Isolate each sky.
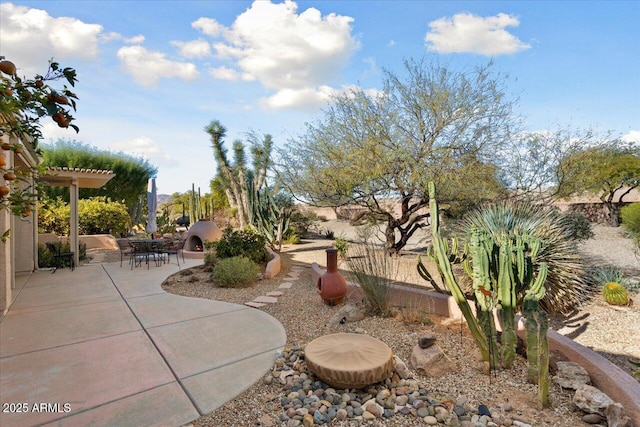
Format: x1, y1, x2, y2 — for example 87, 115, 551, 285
1, 0, 638, 196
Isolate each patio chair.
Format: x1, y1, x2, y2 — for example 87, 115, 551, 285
46, 241, 75, 273
116, 238, 133, 267
160, 239, 186, 267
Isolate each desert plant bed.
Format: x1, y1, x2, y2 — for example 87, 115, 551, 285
161, 246, 639, 426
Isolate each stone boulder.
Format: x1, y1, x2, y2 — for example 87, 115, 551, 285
409, 344, 455, 377
554, 361, 591, 390
327, 304, 366, 325
573, 384, 614, 416
393, 355, 413, 379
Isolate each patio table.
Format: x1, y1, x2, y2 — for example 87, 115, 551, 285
129, 239, 164, 269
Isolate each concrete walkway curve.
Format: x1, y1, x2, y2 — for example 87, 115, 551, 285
0, 259, 286, 427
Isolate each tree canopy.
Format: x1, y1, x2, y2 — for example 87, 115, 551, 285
40, 139, 157, 224
279, 59, 513, 254
556, 141, 640, 225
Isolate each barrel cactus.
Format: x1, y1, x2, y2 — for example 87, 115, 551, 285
602, 282, 629, 306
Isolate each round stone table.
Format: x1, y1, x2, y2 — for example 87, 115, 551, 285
305, 333, 394, 389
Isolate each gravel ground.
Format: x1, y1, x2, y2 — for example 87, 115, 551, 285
98, 222, 639, 426
162, 233, 635, 427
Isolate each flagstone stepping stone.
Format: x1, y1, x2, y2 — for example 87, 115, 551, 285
253, 296, 278, 304
266, 291, 283, 297
278, 283, 293, 289
245, 302, 266, 308
283, 277, 298, 281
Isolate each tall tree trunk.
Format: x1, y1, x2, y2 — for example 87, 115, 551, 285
606, 202, 620, 227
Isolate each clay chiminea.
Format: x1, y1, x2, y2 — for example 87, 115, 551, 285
318, 248, 347, 305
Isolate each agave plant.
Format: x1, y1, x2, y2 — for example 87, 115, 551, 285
460, 201, 592, 314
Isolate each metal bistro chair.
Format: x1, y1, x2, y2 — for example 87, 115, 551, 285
160, 239, 186, 267
46, 241, 75, 273
116, 238, 133, 267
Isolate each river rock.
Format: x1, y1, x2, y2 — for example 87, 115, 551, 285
409, 344, 455, 377
328, 304, 366, 325
394, 355, 413, 379
572, 384, 614, 416
554, 361, 591, 390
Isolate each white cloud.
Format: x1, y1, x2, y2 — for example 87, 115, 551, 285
209, 66, 240, 81
193, 0, 360, 110
111, 137, 171, 166
622, 130, 640, 144
192, 17, 226, 37
40, 120, 83, 141
101, 32, 145, 44
171, 39, 211, 58
117, 45, 199, 86
0, 3, 103, 75
425, 13, 531, 56
261, 86, 336, 110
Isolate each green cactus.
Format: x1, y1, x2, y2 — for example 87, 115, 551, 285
426, 182, 490, 364
602, 282, 629, 306
247, 184, 291, 252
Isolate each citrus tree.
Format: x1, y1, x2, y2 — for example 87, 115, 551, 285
0, 58, 78, 241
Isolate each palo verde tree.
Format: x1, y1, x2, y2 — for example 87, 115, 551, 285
279, 59, 512, 254
556, 140, 640, 226
204, 120, 272, 228
40, 139, 157, 226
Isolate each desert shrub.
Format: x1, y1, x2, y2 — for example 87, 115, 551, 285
282, 233, 301, 244
38, 242, 86, 268
39, 197, 130, 236
563, 211, 594, 241
461, 200, 593, 314
204, 251, 216, 267
334, 236, 349, 259
38, 244, 56, 268
621, 203, 640, 240
38, 198, 70, 235
285, 210, 313, 239
347, 243, 398, 316
212, 256, 260, 288
78, 197, 130, 236
211, 227, 267, 264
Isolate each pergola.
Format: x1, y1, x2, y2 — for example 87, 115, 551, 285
40, 167, 116, 266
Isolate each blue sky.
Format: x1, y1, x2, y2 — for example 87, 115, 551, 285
1, 0, 638, 195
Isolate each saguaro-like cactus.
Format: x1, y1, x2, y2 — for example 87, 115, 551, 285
426, 182, 489, 362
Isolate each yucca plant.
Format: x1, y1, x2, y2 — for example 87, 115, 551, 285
460, 201, 592, 314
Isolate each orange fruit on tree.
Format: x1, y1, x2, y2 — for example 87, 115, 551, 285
0, 156, 6, 168
0, 61, 16, 76
55, 95, 68, 105
35, 79, 44, 88
1, 142, 11, 150
0, 185, 9, 197
3, 172, 16, 181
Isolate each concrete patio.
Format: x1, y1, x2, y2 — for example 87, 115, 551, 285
0, 258, 286, 427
